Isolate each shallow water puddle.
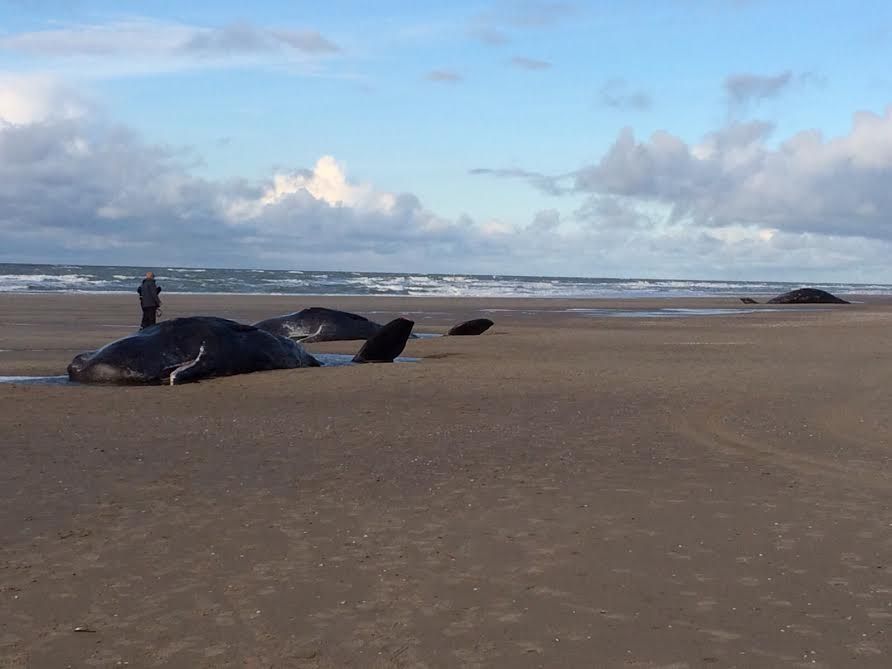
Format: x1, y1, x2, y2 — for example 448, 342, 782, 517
313, 353, 419, 366
569, 307, 777, 318
481, 307, 828, 318
0, 375, 73, 385
670, 341, 748, 345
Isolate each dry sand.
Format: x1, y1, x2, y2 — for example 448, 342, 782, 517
1, 293, 891, 668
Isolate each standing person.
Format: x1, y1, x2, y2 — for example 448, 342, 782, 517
137, 271, 162, 330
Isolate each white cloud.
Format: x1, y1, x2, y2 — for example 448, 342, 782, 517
480, 218, 515, 236
0, 74, 87, 124
181, 23, 339, 55
0, 19, 341, 77
599, 78, 652, 111
469, 104, 892, 279
0, 19, 192, 56
226, 156, 397, 221
723, 70, 822, 115
468, 1, 578, 44
528, 208, 561, 233
573, 109, 892, 240
509, 56, 552, 71
724, 70, 793, 106
0, 80, 506, 271
425, 69, 463, 83
263, 156, 393, 210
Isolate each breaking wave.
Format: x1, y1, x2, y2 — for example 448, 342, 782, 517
0, 263, 889, 298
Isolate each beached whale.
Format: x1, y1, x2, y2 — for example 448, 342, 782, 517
68, 317, 319, 385
254, 307, 384, 343
68, 315, 415, 385
768, 288, 849, 304
739, 289, 849, 305
447, 318, 494, 335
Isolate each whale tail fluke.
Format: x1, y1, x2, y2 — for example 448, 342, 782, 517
352, 318, 414, 363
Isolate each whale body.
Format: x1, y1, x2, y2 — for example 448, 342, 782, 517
254, 307, 389, 342
767, 288, 850, 304
68, 317, 319, 385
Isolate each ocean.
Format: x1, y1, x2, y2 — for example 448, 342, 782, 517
1, 263, 889, 298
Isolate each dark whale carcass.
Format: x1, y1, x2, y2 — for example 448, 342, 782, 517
767, 288, 850, 304
68, 317, 320, 385
254, 307, 390, 342
739, 289, 850, 305
447, 318, 494, 336
67, 315, 416, 385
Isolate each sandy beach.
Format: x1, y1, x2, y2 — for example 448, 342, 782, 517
1, 293, 891, 668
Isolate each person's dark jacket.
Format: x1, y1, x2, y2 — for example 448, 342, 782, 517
138, 279, 162, 308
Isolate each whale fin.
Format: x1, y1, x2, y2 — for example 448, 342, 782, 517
169, 344, 208, 385
352, 318, 414, 363
295, 323, 326, 344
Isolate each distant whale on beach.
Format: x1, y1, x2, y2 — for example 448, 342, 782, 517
447, 318, 494, 335
739, 288, 850, 305
68, 315, 415, 385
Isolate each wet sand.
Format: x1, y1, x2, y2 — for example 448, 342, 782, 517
1, 293, 891, 668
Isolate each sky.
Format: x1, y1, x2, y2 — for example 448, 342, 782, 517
2, 0, 892, 281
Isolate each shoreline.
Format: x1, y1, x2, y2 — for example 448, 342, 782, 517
3, 292, 892, 305
2, 290, 892, 299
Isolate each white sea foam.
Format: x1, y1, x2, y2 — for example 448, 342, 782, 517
0, 273, 105, 291
1, 264, 890, 298
261, 278, 310, 287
